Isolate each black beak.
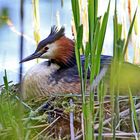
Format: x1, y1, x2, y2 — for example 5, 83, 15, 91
20, 51, 42, 63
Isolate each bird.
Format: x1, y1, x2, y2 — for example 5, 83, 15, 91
20, 26, 111, 99
20, 26, 140, 100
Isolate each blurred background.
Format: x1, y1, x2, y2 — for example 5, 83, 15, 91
0, 0, 139, 84
0, 0, 72, 84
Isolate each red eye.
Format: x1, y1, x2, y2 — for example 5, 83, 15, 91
44, 47, 48, 51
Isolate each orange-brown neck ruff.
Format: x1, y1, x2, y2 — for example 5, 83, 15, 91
51, 36, 76, 68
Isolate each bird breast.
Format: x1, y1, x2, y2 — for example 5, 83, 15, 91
22, 61, 82, 100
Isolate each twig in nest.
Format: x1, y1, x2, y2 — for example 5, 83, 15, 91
32, 116, 61, 140
94, 102, 140, 130
69, 98, 75, 140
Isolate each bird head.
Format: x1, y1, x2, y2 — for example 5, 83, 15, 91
20, 26, 75, 66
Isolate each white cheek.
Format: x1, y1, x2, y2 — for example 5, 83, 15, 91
41, 43, 57, 59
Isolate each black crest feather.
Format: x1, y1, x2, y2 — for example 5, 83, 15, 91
48, 26, 65, 42
36, 26, 65, 52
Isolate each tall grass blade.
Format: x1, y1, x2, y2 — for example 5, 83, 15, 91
90, 18, 101, 83
32, 0, 40, 63
128, 87, 140, 137
111, 1, 123, 139
88, 0, 97, 49
19, 0, 24, 82
71, 0, 80, 32
3, 70, 9, 92
85, 102, 93, 140
75, 25, 83, 78
95, 0, 111, 75
84, 42, 90, 92
98, 81, 105, 140
123, 9, 137, 58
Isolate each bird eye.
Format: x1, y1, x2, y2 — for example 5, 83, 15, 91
44, 47, 48, 51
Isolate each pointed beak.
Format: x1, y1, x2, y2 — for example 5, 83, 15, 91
20, 51, 43, 63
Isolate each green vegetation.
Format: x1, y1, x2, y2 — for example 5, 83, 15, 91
0, 71, 25, 140
71, 0, 110, 139
71, 0, 140, 139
